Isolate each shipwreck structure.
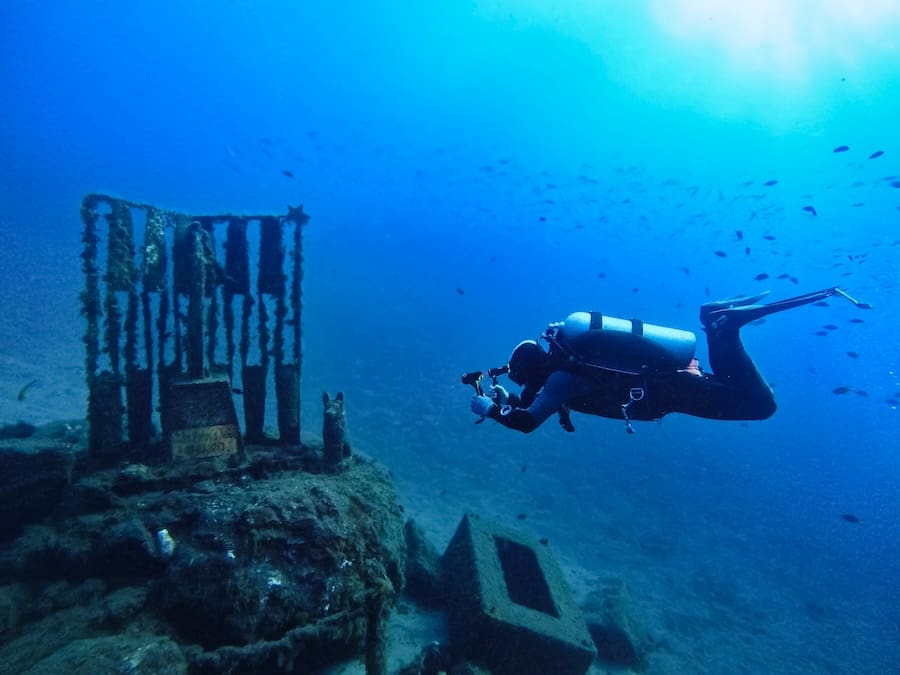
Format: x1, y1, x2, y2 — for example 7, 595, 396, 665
80, 194, 309, 459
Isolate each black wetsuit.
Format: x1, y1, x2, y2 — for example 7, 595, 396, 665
486, 323, 776, 433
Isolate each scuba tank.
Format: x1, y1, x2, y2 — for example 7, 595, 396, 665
547, 311, 696, 375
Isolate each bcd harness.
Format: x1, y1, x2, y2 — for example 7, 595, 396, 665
541, 323, 654, 434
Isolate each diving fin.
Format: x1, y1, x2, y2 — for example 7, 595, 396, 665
703, 287, 871, 332
700, 291, 771, 327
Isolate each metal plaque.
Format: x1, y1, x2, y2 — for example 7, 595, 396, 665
170, 423, 240, 460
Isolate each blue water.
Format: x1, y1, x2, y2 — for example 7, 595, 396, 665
1, 2, 898, 672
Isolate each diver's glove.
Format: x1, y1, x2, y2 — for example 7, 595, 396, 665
489, 385, 509, 405
470, 395, 496, 418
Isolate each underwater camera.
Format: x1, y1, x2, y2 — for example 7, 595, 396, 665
461, 365, 509, 396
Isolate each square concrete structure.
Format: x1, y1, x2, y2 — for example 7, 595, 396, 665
443, 513, 596, 675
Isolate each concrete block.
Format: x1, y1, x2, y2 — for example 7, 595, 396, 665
443, 513, 596, 675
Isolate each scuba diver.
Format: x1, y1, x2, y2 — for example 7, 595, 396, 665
467, 287, 870, 434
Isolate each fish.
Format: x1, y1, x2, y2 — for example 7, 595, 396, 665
763, 234, 776, 241
887, 398, 899, 406
833, 145, 850, 153
776, 273, 790, 279
869, 150, 884, 159
841, 513, 861, 524
281, 170, 294, 178
763, 179, 779, 186
754, 273, 769, 281
456, 287, 465, 295
17, 379, 38, 401
736, 230, 744, 240
849, 318, 864, 323
813, 301, 830, 307
815, 330, 830, 336
832, 386, 851, 395
823, 324, 839, 330
891, 180, 900, 188
846, 351, 859, 359
680, 266, 690, 275
856, 390, 869, 398
231, 388, 244, 395
745, 247, 751, 255
802, 205, 818, 216
714, 251, 728, 258
790, 276, 799, 284
516, 513, 527, 520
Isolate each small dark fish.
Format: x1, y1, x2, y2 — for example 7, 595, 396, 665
777, 273, 790, 279
849, 318, 864, 323
714, 250, 728, 258
763, 234, 776, 241
802, 205, 818, 216
855, 390, 869, 398
823, 324, 839, 330
231, 388, 244, 395
890, 180, 900, 189
632, 288, 639, 293
538, 216, 547, 221
763, 179, 779, 186
832, 386, 851, 395
813, 301, 830, 307
841, 513, 861, 524
516, 513, 527, 520
736, 230, 744, 240
745, 246, 751, 255
17, 379, 38, 401
456, 287, 465, 295
754, 273, 769, 281
597, 272, 606, 279
815, 330, 830, 336
887, 398, 899, 406
846, 351, 859, 359
868, 150, 884, 159
790, 276, 800, 284
852, 203, 865, 207
680, 266, 690, 275
539, 537, 549, 545
281, 169, 294, 178
521, 464, 527, 473
833, 145, 850, 153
